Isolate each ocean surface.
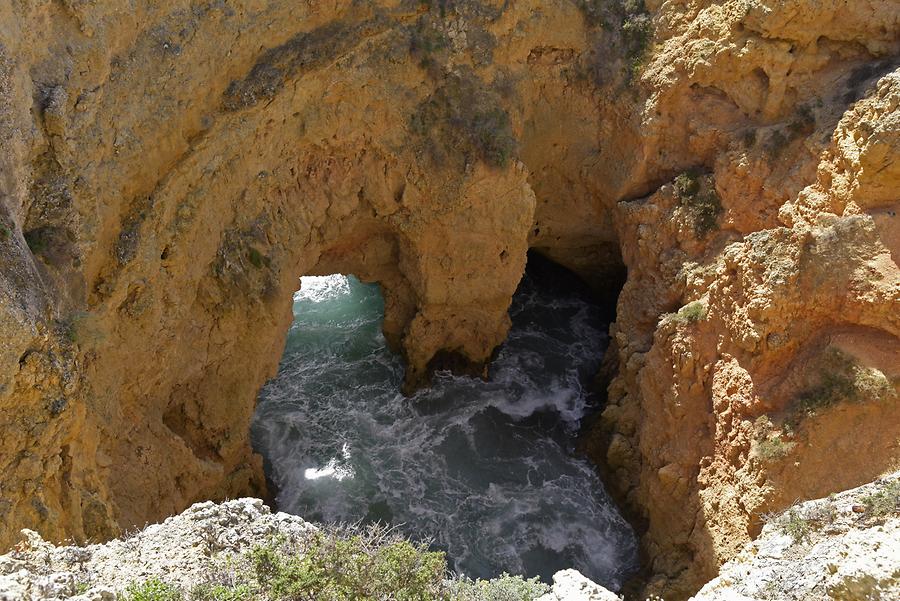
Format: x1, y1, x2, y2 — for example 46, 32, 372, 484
251, 267, 638, 588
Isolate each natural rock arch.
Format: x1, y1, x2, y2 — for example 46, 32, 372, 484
4, 2, 898, 599
0, 0, 630, 549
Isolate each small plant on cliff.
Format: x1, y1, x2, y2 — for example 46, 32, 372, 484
765, 497, 839, 546
247, 247, 270, 269
247, 526, 447, 600
753, 434, 794, 461
621, 1, 653, 80
450, 573, 549, 600
751, 416, 796, 462
673, 300, 708, 324
860, 479, 900, 520
122, 578, 183, 601
780, 508, 813, 544
790, 348, 896, 426
575, 0, 654, 86
674, 170, 722, 237
23, 227, 50, 254
408, 17, 450, 76
190, 583, 253, 601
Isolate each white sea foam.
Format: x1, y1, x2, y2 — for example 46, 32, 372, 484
304, 443, 353, 481
251, 273, 638, 588
295, 275, 351, 303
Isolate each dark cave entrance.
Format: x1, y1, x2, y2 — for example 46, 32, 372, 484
250, 253, 637, 589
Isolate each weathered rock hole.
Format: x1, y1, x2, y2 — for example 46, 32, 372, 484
249, 260, 638, 588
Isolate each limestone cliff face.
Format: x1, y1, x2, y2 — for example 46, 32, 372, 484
0, 0, 898, 599
586, 0, 900, 597
0, 0, 607, 551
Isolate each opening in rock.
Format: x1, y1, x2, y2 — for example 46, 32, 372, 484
251, 262, 638, 588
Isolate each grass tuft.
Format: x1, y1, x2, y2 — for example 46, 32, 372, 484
792, 348, 895, 420
674, 301, 708, 323
122, 578, 182, 601
860, 480, 900, 520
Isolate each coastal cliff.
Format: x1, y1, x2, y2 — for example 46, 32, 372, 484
0, 1, 897, 598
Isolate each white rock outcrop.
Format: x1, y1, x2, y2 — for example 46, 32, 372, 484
537, 569, 621, 601
692, 475, 900, 601
0, 498, 315, 600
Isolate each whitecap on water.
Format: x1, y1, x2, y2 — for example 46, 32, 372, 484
295, 275, 351, 303
304, 443, 353, 481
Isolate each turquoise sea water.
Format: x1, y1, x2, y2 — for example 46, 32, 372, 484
251, 268, 638, 589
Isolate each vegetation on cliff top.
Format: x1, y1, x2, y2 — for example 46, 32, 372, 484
121, 524, 549, 601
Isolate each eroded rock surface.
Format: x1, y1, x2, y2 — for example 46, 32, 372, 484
691, 474, 900, 601
1, 1, 898, 599
0, 0, 601, 550
0, 498, 315, 600
585, 3, 900, 597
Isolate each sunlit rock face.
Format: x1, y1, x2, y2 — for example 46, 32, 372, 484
1, 1, 899, 599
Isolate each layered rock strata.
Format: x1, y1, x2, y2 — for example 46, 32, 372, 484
0, 1, 898, 599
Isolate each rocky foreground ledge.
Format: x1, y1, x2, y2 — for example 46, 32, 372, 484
692, 473, 900, 601
1, 474, 897, 601
0, 498, 618, 601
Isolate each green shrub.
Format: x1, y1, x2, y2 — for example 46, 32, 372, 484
449, 573, 549, 600
128, 526, 550, 601
674, 171, 701, 197
247, 528, 447, 601
793, 348, 895, 419
24, 227, 50, 254
765, 498, 839, 546
621, 7, 652, 79
779, 508, 812, 544
190, 584, 253, 601
247, 247, 269, 269
576, 1, 654, 85
753, 434, 794, 461
121, 578, 183, 601
673, 301, 708, 324
860, 480, 900, 519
